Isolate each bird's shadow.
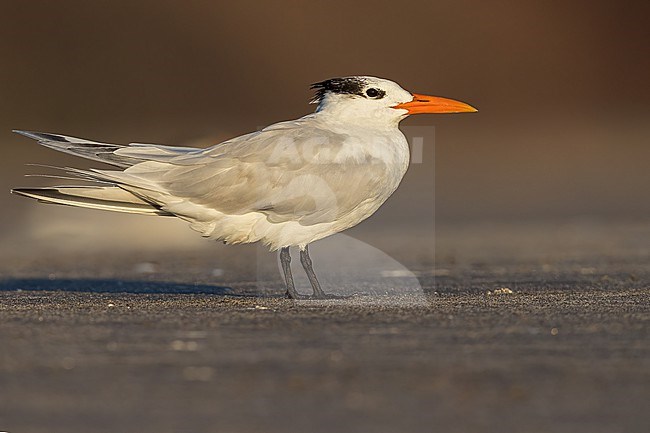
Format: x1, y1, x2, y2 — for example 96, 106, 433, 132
0, 278, 245, 296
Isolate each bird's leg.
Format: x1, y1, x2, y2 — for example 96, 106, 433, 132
280, 247, 301, 299
299, 245, 328, 299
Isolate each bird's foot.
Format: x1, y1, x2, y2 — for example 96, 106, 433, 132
312, 285, 345, 299
285, 290, 349, 300
285, 290, 310, 300
310, 292, 350, 300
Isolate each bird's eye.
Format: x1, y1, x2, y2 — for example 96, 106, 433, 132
365, 88, 380, 98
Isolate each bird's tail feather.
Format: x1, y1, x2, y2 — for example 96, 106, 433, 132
11, 186, 172, 216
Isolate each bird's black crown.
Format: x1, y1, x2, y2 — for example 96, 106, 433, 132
310, 77, 386, 103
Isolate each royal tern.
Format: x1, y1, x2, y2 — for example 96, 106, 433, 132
12, 76, 476, 299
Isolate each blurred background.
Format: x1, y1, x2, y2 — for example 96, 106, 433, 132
0, 0, 648, 278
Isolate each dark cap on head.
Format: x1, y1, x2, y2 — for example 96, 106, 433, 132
310, 77, 368, 103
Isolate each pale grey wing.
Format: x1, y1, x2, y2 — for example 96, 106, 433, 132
256, 162, 390, 226
14, 130, 202, 169
14, 130, 133, 168
117, 123, 391, 226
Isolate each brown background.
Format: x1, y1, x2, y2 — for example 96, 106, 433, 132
1, 4, 649, 432
0, 0, 648, 259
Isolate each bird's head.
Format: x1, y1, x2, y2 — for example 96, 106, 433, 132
311, 76, 477, 126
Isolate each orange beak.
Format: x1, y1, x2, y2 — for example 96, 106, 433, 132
393, 93, 478, 114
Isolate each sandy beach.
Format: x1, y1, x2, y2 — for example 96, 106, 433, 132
1, 220, 648, 433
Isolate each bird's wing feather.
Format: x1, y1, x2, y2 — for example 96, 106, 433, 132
108, 122, 391, 226
15, 130, 203, 168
